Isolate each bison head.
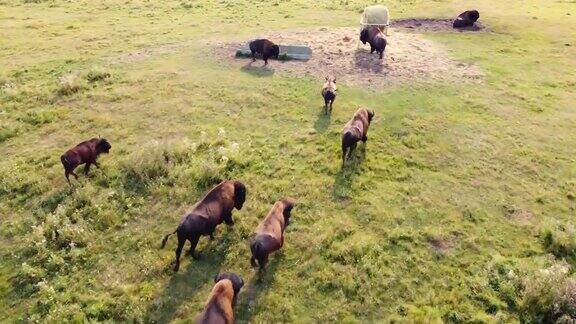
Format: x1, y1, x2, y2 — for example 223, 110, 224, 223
281, 198, 296, 226
97, 138, 111, 154
214, 272, 244, 305
233, 181, 246, 210
360, 28, 370, 45
271, 45, 280, 59
367, 109, 375, 123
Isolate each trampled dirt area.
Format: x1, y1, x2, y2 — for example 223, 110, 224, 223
214, 27, 484, 86
391, 18, 487, 32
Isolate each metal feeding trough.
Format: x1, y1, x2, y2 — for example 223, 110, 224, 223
236, 43, 312, 61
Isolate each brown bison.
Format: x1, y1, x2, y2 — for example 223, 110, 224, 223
321, 76, 337, 115
161, 180, 247, 272
342, 108, 374, 164
249, 39, 280, 66
360, 27, 387, 59
453, 10, 480, 28
250, 198, 295, 271
60, 137, 111, 185
197, 272, 244, 324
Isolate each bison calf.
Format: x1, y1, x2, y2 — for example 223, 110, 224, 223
250, 198, 295, 271
360, 27, 387, 59
342, 108, 374, 164
249, 39, 280, 66
197, 272, 244, 324
321, 76, 337, 115
161, 180, 247, 272
60, 137, 111, 185
453, 10, 480, 28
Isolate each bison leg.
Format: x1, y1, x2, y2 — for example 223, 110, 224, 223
189, 235, 200, 260
84, 163, 91, 176
251, 50, 256, 62
258, 255, 268, 272
362, 135, 368, 143
174, 236, 186, 272
65, 171, 72, 185
370, 44, 375, 53
330, 99, 334, 113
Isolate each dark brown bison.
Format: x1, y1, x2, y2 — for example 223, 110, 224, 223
360, 26, 387, 59
60, 137, 111, 185
250, 198, 295, 271
453, 10, 480, 28
197, 272, 244, 324
249, 39, 280, 66
321, 76, 337, 115
161, 180, 247, 272
342, 108, 374, 164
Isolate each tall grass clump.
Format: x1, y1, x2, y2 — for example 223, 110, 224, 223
118, 129, 247, 194
542, 224, 576, 264
520, 261, 576, 322
85, 67, 112, 83
56, 73, 86, 96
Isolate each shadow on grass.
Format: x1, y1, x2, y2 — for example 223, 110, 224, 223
240, 63, 275, 77
354, 49, 383, 74
313, 109, 331, 134
332, 144, 366, 202
144, 230, 233, 323
235, 253, 284, 322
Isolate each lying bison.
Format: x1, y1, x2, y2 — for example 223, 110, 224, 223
360, 26, 387, 59
321, 76, 337, 115
249, 39, 280, 66
161, 180, 247, 272
197, 272, 244, 324
453, 10, 480, 28
60, 137, 111, 185
250, 198, 295, 271
342, 108, 374, 164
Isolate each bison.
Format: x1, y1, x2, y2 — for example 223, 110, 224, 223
342, 108, 374, 164
250, 198, 295, 271
453, 10, 480, 28
360, 27, 387, 59
249, 39, 280, 66
161, 180, 247, 272
60, 137, 111, 185
197, 272, 244, 324
321, 76, 337, 115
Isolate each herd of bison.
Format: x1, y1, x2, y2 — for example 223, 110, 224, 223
57, 10, 480, 323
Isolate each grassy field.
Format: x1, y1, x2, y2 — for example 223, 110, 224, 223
1, 0, 576, 322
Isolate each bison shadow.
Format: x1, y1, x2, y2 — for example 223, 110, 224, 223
144, 230, 234, 323
332, 144, 366, 202
313, 110, 331, 133
353, 49, 384, 74
240, 63, 275, 77
235, 252, 284, 322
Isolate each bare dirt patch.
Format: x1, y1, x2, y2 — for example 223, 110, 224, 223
391, 18, 486, 32
428, 236, 455, 256
213, 27, 483, 86
505, 206, 534, 223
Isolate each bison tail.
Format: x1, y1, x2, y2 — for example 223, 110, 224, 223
161, 229, 177, 249
250, 240, 263, 268
342, 132, 354, 163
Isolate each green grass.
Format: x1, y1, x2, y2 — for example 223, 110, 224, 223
1, 0, 576, 322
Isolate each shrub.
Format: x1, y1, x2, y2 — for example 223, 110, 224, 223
85, 68, 111, 83
520, 262, 576, 322
56, 73, 86, 96
542, 225, 576, 263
